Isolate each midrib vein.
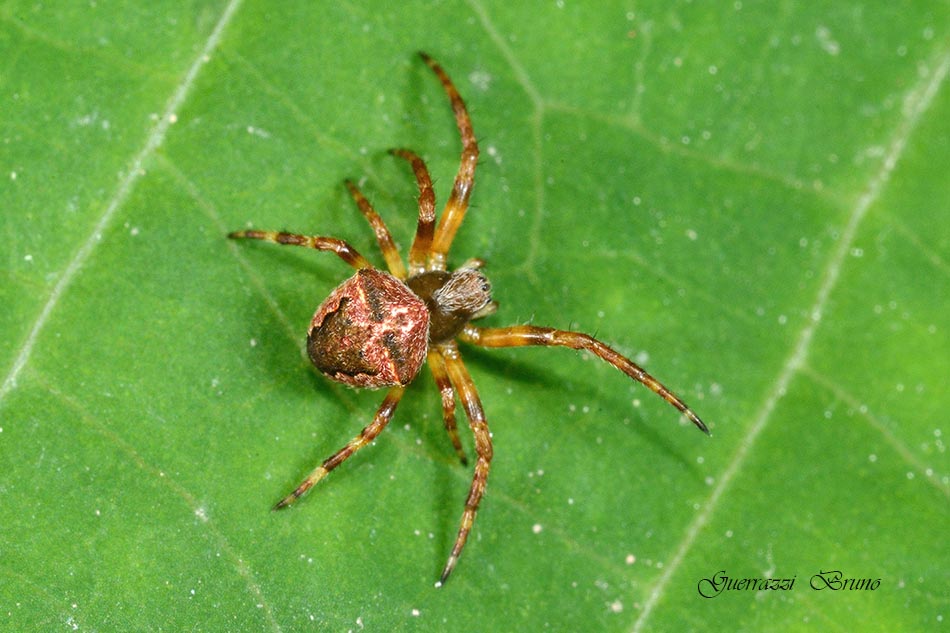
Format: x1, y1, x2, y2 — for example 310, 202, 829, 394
631, 49, 950, 633
0, 0, 244, 403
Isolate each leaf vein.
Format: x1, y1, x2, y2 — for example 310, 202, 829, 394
0, 0, 246, 405
801, 364, 949, 497
36, 372, 283, 633
630, 47, 950, 633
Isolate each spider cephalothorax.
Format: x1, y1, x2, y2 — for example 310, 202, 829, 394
229, 52, 708, 586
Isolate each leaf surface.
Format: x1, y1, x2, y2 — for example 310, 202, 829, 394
2, 2, 948, 631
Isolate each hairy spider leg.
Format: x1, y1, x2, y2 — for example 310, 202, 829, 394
227, 229, 372, 270
437, 342, 493, 585
389, 149, 436, 277
273, 386, 406, 510
427, 349, 468, 465
460, 325, 710, 435
419, 52, 480, 271
344, 180, 407, 279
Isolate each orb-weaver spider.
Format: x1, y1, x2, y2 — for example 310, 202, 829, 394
229, 52, 708, 586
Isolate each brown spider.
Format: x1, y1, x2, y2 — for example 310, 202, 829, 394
229, 52, 709, 586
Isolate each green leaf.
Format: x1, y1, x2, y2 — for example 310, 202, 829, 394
2, 1, 947, 631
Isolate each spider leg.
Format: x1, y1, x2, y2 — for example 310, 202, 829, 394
273, 386, 406, 510
427, 349, 468, 465
344, 179, 407, 279
419, 52, 479, 271
436, 342, 493, 586
460, 324, 709, 435
227, 229, 372, 270
390, 149, 436, 277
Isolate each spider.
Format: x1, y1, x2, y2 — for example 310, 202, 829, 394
229, 52, 709, 586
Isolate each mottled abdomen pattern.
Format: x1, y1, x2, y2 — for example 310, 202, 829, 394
307, 268, 430, 388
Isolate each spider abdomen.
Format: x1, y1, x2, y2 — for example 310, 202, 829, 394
307, 268, 429, 388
